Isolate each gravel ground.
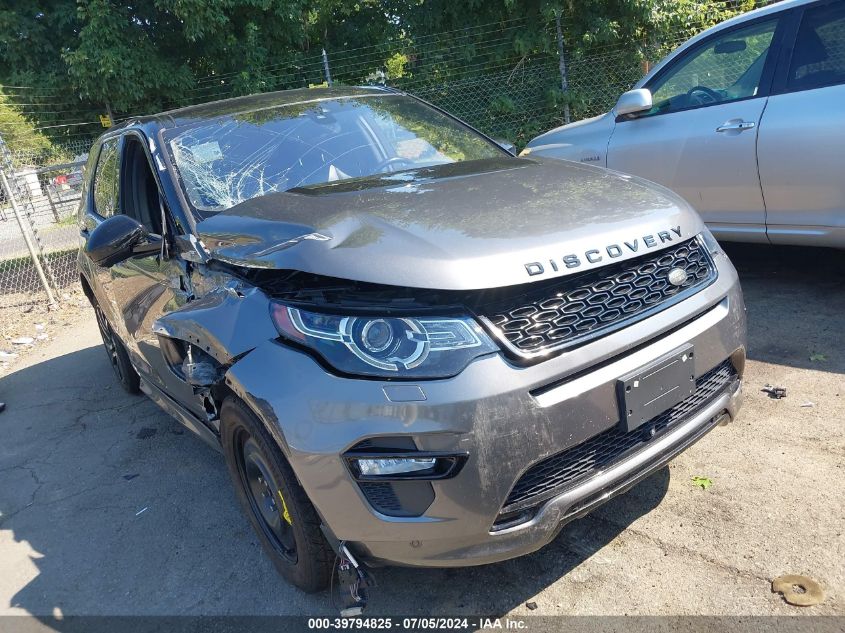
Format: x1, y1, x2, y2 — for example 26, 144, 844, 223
0, 243, 842, 619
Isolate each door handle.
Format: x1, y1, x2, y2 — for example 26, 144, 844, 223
716, 120, 756, 133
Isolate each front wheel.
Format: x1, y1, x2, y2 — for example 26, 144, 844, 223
221, 397, 333, 592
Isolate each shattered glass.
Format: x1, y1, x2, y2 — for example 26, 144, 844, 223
164, 95, 502, 215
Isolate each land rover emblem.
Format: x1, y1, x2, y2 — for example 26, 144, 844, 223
668, 268, 688, 287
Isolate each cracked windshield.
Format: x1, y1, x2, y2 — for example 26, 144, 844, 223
165, 95, 501, 215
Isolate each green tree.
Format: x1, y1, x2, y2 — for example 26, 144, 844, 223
0, 0, 760, 148
0, 93, 54, 156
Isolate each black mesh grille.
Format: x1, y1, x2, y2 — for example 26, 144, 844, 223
480, 238, 715, 356
501, 360, 736, 513
359, 482, 403, 513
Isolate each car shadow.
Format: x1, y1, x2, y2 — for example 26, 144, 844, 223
369, 469, 669, 615
723, 243, 845, 375
0, 340, 669, 622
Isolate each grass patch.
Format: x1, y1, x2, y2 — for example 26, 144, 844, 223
0, 247, 77, 275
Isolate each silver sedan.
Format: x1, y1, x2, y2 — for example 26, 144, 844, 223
526, 0, 845, 249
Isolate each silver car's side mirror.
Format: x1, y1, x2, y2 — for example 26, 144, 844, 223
615, 89, 653, 116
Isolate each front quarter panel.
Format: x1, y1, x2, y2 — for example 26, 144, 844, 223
525, 112, 616, 166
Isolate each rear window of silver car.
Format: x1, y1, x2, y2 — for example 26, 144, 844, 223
163, 95, 502, 214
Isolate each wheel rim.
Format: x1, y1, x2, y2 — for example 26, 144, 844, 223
236, 433, 298, 563
94, 304, 125, 383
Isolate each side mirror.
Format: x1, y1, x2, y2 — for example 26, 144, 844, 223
85, 215, 151, 267
495, 139, 517, 156
615, 88, 653, 116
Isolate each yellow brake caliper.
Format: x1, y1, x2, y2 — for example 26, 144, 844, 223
277, 490, 293, 525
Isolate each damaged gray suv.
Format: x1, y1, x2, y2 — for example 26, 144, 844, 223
78, 86, 746, 594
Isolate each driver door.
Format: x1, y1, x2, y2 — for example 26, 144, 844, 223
607, 15, 784, 240
105, 134, 203, 417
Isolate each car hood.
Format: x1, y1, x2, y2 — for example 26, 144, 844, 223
195, 156, 705, 291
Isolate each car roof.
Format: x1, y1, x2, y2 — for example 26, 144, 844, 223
114, 85, 398, 133
636, 0, 816, 88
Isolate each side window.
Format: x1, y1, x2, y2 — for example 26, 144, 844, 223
120, 136, 164, 235
788, 2, 845, 91
92, 139, 120, 217
645, 18, 779, 116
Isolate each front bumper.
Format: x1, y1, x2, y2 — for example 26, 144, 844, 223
225, 250, 746, 567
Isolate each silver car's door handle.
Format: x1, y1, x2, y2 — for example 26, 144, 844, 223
716, 120, 756, 133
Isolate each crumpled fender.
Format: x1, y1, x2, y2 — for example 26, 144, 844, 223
152, 285, 278, 366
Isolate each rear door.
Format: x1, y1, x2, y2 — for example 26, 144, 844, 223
758, 0, 845, 247
607, 14, 785, 242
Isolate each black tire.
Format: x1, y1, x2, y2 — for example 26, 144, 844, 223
92, 301, 140, 395
221, 397, 333, 592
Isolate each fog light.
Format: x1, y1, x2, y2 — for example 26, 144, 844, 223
345, 450, 468, 481
356, 457, 437, 477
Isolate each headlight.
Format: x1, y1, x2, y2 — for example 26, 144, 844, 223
270, 303, 499, 378
700, 226, 721, 255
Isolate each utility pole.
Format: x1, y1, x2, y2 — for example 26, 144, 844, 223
104, 100, 115, 127
554, 9, 572, 125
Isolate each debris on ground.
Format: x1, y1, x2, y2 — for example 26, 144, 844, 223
135, 507, 149, 516
123, 474, 140, 481
800, 401, 815, 408
762, 384, 787, 399
772, 574, 825, 606
0, 288, 88, 377
526, 601, 538, 610
691, 476, 714, 490
0, 402, 5, 414
809, 353, 828, 362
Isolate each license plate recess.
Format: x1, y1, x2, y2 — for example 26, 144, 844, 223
618, 345, 696, 433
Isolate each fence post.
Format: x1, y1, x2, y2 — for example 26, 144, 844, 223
0, 170, 58, 307
322, 48, 333, 87
554, 10, 572, 125
44, 186, 61, 223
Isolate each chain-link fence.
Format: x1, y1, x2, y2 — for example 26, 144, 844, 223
0, 138, 90, 316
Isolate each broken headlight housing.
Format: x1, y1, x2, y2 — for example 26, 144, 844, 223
270, 303, 498, 378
